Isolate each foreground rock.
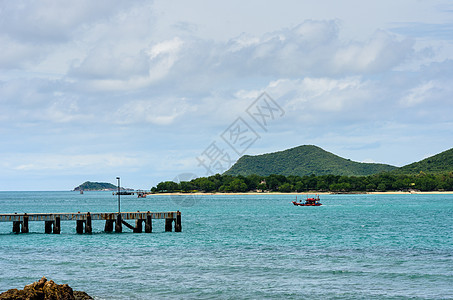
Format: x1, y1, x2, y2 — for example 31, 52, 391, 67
0, 277, 92, 300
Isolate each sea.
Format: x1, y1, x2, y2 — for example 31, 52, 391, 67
0, 191, 452, 299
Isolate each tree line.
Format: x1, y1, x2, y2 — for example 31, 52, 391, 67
151, 172, 453, 193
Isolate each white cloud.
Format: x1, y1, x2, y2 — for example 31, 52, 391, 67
227, 33, 260, 52
0, 1, 152, 71
400, 81, 436, 107
1, 1, 453, 190
333, 31, 414, 74
268, 77, 368, 113
61, 20, 418, 95
0, 36, 48, 68
114, 97, 195, 126
0, 0, 135, 43
69, 48, 150, 80
3, 153, 141, 172
67, 37, 184, 91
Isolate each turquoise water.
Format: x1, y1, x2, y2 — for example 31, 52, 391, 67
0, 192, 452, 299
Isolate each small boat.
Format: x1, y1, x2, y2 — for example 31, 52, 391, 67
113, 191, 134, 196
292, 195, 322, 206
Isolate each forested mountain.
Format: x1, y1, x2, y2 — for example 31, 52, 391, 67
225, 145, 397, 177
151, 145, 453, 193
395, 148, 453, 174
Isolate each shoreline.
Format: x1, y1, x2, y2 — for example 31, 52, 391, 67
154, 191, 453, 196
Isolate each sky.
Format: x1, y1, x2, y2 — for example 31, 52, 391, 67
1, 0, 453, 191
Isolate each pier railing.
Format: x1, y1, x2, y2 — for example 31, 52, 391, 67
0, 211, 181, 234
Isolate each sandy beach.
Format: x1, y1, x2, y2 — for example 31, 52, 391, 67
155, 191, 453, 196
367, 191, 453, 195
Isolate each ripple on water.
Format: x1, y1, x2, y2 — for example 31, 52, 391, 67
0, 192, 452, 299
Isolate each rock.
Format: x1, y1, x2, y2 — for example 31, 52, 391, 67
73, 291, 93, 300
0, 277, 93, 300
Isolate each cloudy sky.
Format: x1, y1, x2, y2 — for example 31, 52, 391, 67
1, 0, 452, 190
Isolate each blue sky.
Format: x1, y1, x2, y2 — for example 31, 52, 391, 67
1, 0, 452, 190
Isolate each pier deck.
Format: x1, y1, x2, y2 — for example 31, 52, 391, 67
0, 211, 181, 234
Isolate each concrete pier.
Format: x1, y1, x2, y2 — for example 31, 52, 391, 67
134, 219, 143, 233
145, 215, 152, 233
175, 213, 182, 232
76, 220, 84, 234
165, 218, 173, 232
22, 215, 29, 233
12, 221, 21, 234
44, 221, 53, 234
115, 214, 122, 233
0, 211, 181, 234
104, 219, 114, 232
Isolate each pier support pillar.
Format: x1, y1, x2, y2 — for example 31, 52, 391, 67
45, 221, 54, 234
85, 213, 92, 234
76, 220, 84, 234
175, 212, 182, 232
22, 216, 29, 233
134, 219, 143, 233
13, 221, 21, 234
53, 217, 61, 234
145, 215, 152, 233
115, 214, 122, 233
104, 220, 114, 232
165, 218, 173, 232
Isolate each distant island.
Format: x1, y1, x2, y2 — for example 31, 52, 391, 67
73, 181, 118, 191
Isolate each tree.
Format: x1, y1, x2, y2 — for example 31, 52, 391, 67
245, 174, 262, 190
229, 178, 248, 192
376, 183, 387, 191
265, 175, 282, 191
416, 176, 438, 191
256, 183, 267, 191
329, 182, 351, 192
366, 183, 376, 191
294, 181, 307, 192
156, 181, 179, 192
316, 180, 329, 191
151, 170, 452, 193
180, 181, 194, 192
279, 183, 293, 192
306, 174, 318, 190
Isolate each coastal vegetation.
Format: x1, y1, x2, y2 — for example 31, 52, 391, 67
151, 172, 453, 193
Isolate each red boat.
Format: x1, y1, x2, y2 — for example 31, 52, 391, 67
292, 195, 322, 206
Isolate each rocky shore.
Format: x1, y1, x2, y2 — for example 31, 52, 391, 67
0, 277, 92, 300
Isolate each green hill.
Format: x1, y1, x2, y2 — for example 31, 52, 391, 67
224, 145, 397, 177
73, 181, 117, 191
395, 148, 453, 174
